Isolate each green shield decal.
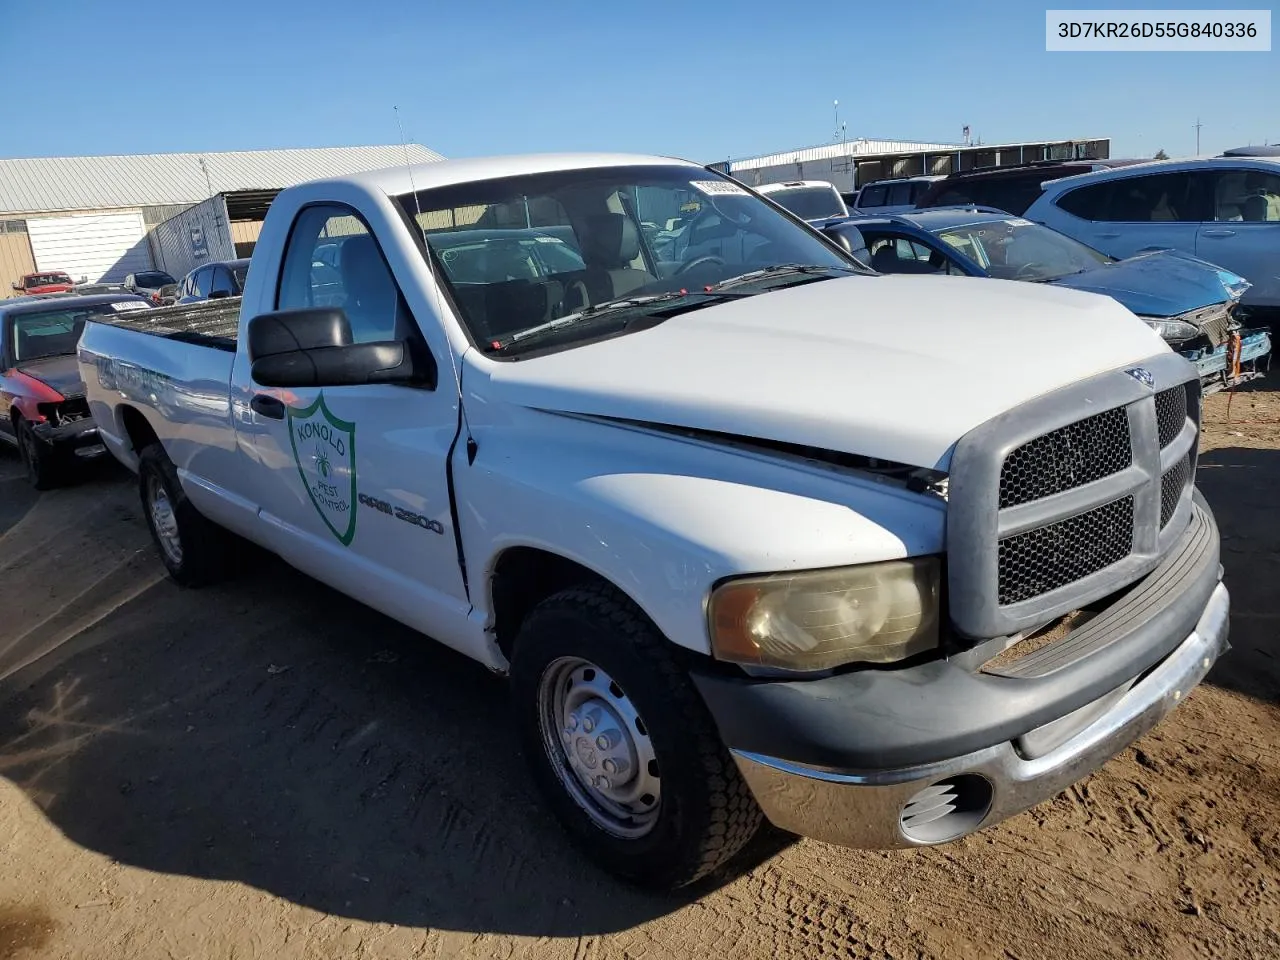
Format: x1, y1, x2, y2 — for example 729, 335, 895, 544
286, 392, 358, 546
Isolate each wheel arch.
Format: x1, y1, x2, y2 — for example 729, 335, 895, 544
488, 545, 660, 664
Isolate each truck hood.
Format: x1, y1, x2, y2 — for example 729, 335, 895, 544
1048, 248, 1249, 318
480, 274, 1170, 470
16, 355, 83, 398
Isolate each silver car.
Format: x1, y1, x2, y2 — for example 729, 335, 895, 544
1023, 157, 1280, 315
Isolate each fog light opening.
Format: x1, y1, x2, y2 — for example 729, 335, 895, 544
900, 774, 993, 844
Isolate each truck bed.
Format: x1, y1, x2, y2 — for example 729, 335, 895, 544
102, 298, 241, 351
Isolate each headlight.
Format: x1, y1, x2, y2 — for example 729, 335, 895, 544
1140, 317, 1200, 343
707, 557, 940, 672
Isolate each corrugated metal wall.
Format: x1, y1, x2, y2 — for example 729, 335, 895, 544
150, 194, 237, 281
0, 222, 35, 296
26, 210, 153, 282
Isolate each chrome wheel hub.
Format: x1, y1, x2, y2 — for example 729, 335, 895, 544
538, 657, 661, 838
147, 476, 183, 565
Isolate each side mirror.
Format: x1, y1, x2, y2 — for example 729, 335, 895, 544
826, 230, 855, 256
247, 308, 436, 390
11, 281, 20, 291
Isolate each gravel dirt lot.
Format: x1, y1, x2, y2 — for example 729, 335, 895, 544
0, 387, 1277, 960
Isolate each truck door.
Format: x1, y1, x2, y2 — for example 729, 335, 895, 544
232, 203, 470, 644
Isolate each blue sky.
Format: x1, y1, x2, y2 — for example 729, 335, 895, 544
2, 0, 1274, 162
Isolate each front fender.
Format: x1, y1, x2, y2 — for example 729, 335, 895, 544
456, 408, 946, 656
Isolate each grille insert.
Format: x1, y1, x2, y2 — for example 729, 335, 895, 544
999, 407, 1131, 508
1161, 455, 1191, 527
1155, 385, 1188, 449
998, 496, 1135, 605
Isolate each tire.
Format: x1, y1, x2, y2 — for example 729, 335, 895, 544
16, 417, 62, 490
510, 582, 763, 891
137, 443, 233, 586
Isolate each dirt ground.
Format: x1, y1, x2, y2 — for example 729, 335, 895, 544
0, 387, 1277, 960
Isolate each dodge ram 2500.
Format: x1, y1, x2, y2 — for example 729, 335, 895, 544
78, 153, 1229, 891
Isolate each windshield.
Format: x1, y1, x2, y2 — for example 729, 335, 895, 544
135, 271, 174, 287
397, 164, 861, 352
9, 300, 148, 361
932, 218, 1110, 282
763, 185, 847, 221
27, 273, 71, 287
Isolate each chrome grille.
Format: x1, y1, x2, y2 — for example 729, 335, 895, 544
946, 354, 1202, 639
1161, 455, 1191, 528
997, 496, 1135, 605
1155, 385, 1188, 448
998, 407, 1131, 508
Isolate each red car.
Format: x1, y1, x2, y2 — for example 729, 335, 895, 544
12, 271, 75, 296
1, 293, 151, 487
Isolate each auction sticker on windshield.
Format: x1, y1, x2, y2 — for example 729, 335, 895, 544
109, 301, 149, 311
689, 180, 749, 196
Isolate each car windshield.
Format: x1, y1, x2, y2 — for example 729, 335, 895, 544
9, 300, 147, 361
135, 271, 174, 286
28, 273, 70, 286
931, 218, 1110, 282
763, 186, 847, 221
397, 164, 862, 353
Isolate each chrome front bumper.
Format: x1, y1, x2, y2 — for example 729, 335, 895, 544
732, 581, 1229, 849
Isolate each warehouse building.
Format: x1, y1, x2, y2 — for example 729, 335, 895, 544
0, 143, 443, 294
712, 136, 1112, 192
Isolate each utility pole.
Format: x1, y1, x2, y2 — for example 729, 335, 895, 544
1194, 118, 1203, 155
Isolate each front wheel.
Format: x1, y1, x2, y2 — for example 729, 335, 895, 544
16, 417, 62, 490
138, 444, 233, 586
510, 583, 763, 890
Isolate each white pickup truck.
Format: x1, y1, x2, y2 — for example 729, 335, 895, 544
78, 153, 1229, 891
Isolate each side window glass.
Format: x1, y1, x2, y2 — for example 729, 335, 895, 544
1212, 169, 1280, 222
1055, 182, 1113, 221
860, 185, 886, 207
209, 266, 233, 296
278, 205, 411, 343
192, 267, 211, 297
1062, 173, 1199, 223
887, 183, 912, 206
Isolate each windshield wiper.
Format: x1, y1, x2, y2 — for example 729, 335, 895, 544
709, 263, 862, 291
487, 290, 748, 353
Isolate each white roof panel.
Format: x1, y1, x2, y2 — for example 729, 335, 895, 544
0, 143, 444, 215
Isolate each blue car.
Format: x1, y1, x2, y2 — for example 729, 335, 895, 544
824, 208, 1270, 393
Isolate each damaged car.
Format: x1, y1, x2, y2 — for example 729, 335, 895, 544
824, 208, 1269, 392
0, 293, 152, 488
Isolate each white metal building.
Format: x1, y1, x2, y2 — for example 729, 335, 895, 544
0, 144, 443, 292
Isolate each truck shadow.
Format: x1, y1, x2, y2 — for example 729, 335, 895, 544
1195, 445, 1280, 706
0, 545, 785, 937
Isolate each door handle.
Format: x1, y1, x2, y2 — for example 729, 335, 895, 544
251, 394, 286, 420
1201, 229, 1236, 238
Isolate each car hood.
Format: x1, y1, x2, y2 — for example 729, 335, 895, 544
1048, 249, 1249, 318
16, 355, 84, 397
478, 274, 1170, 471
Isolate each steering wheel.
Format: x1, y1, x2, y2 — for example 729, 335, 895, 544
1015, 262, 1045, 279
675, 255, 726, 277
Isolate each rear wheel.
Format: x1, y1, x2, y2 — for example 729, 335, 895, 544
16, 417, 61, 490
138, 444, 233, 586
511, 582, 763, 890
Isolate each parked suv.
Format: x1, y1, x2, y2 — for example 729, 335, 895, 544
1023, 157, 1280, 317
915, 159, 1148, 216
176, 259, 250, 304
852, 176, 943, 214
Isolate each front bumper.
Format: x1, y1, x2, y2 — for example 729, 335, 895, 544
693, 498, 1228, 849
31, 418, 107, 459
